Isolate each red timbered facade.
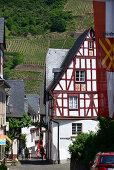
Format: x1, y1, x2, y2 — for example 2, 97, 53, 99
45, 28, 99, 163
48, 28, 98, 119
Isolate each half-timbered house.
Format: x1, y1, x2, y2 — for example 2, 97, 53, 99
45, 28, 99, 163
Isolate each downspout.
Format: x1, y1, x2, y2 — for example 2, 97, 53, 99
51, 119, 60, 164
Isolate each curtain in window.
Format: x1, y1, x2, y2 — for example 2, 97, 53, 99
69, 97, 78, 109
69, 97, 73, 109
74, 97, 77, 108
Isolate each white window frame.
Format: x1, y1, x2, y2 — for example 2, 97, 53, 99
69, 97, 78, 109
72, 123, 82, 135
89, 41, 93, 50
76, 70, 85, 82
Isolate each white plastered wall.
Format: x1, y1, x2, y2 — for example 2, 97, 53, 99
51, 119, 99, 163
22, 126, 36, 149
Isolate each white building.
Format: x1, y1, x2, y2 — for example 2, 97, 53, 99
22, 94, 40, 152
45, 28, 99, 163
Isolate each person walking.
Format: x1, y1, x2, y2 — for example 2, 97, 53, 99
40, 146, 45, 160
25, 147, 29, 159
36, 148, 40, 159
21, 148, 25, 160
29, 148, 32, 159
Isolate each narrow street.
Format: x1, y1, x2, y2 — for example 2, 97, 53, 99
8, 154, 70, 170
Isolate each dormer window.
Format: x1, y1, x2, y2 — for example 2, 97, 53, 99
89, 41, 93, 50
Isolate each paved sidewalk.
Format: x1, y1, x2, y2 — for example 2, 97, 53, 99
8, 154, 70, 170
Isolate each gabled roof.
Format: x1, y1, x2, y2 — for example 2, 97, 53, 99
47, 28, 93, 92
0, 18, 5, 49
28, 104, 36, 116
6, 80, 25, 118
26, 94, 39, 115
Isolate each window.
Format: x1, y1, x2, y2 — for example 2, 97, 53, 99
69, 97, 78, 109
99, 155, 114, 165
76, 70, 85, 82
72, 123, 82, 135
89, 41, 93, 50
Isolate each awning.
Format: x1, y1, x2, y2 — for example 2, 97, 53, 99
0, 135, 12, 144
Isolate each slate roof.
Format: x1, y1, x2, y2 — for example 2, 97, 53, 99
26, 94, 40, 115
0, 18, 5, 48
28, 104, 36, 116
46, 48, 69, 90
46, 28, 92, 92
6, 80, 25, 118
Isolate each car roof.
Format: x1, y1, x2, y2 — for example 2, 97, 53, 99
99, 152, 114, 155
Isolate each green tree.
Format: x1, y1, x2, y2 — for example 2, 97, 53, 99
4, 52, 24, 77
33, 121, 48, 130
7, 112, 32, 140
1, 0, 71, 36
6, 113, 32, 151
50, 12, 67, 32
51, 17, 66, 32
95, 117, 114, 151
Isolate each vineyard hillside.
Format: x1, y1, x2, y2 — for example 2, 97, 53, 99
5, 0, 94, 94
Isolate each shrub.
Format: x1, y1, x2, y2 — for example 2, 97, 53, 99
0, 164, 7, 170
69, 132, 95, 160
69, 117, 114, 169
95, 117, 114, 152
51, 18, 66, 32
50, 12, 67, 32
4, 52, 24, 77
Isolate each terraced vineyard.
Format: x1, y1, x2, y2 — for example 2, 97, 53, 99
6, 1, 94, 66
5, 0, 94, 94
8, 68, 44, 94
64, 0, 94, 31
6, 37, 77, 94
6, 38, 49, 66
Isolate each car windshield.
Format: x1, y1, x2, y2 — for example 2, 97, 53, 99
99, 155, 114, 164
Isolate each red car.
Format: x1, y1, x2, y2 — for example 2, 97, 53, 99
90, 152, 114, 170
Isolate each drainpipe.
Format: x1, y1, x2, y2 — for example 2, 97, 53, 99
51, 119, 60, 164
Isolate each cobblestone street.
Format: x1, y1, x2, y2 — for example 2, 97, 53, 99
8, 155, 70, 170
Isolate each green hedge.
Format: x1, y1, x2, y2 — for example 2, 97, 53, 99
69, 117, 114, 169
0, 164, 7, 170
